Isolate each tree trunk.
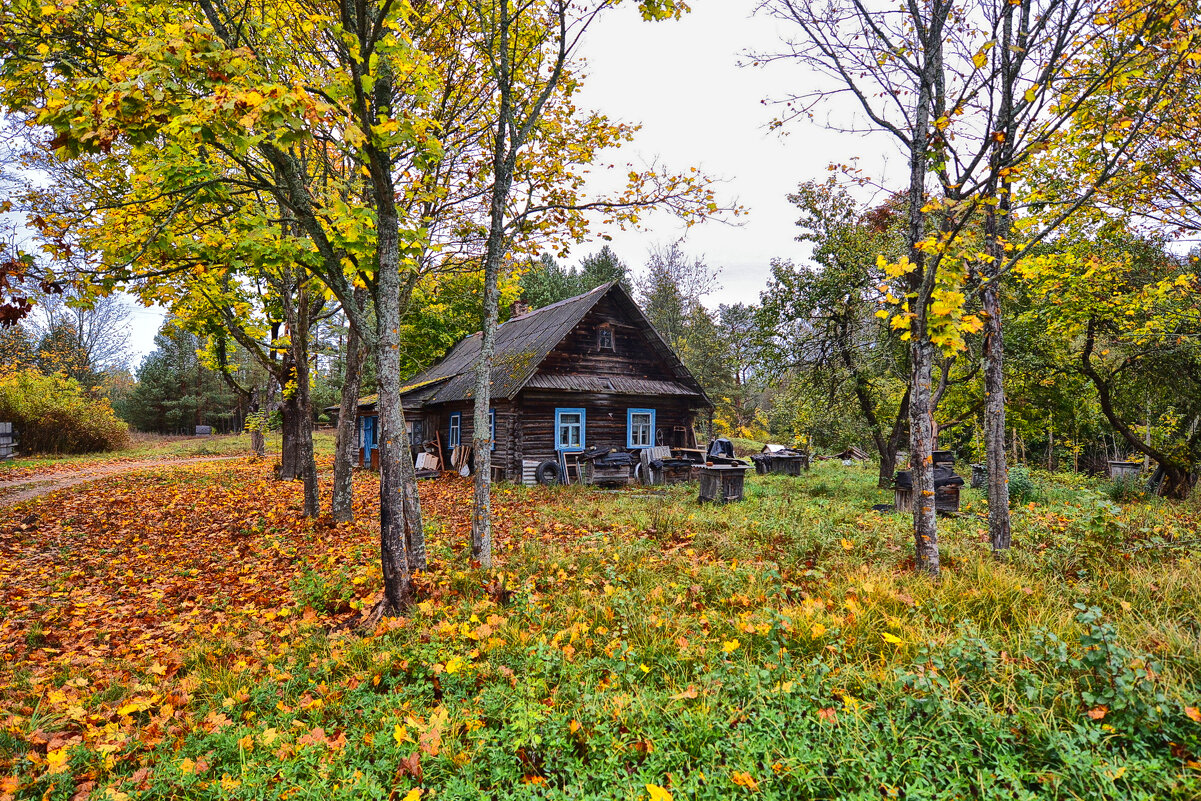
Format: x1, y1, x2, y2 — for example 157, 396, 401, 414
332, 288, 367, 523
375, 217, 416, 612
909, 338, 940, 574
471, 40, 518, 569
903, 0, 946, 576
979, 0, 1019, 552
878, 448, 899, 490
291, 321, 319, 518
877, 390, 910, 489
470, 232, 503, 569
279, 389, 302, 480
981, 274, 1010, 549
249, 386, 265, 458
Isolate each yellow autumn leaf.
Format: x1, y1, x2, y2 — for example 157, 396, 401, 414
1185, 706, 1201, 723
646, 784, 673, 801
45, 747, 69, 775
445, 656, 465, 675
394, 723, 409, 745
179, 757, 195, 775
882, 632, 904, 645
731, 770, 760, 791
811, 622, 827, 638
840, 538, 853, 550
402, 789, 423, 801
722, 639, 740, 653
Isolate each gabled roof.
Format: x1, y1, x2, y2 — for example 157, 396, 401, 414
375, 281, 711, 408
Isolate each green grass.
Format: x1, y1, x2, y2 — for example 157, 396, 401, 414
14, 460, 1201, 800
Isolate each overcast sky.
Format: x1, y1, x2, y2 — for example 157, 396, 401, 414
121, 0, 898, 363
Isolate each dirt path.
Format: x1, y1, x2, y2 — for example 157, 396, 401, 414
0, 455, 245, 507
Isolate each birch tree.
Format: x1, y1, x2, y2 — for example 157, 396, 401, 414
758, 0, 1188, 569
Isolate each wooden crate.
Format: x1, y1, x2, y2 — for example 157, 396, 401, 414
769, 455, 807, 476
1108, 461, 1141, 480
0, 422, 14, 461
584, 460, 631, 487
970, 464, 987, 489
698, 466, 748, 504
936, 484, 960, 513
895, 485, 960, 513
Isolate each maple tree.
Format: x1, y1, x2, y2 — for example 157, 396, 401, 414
0, 0, 462, 606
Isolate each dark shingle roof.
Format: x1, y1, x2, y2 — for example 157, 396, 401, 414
360, 281, 711, 409
402, 283, 614, 404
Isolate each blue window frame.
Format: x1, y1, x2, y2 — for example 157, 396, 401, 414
449, 412, 461, 448
489, 408, 496, 451
555, 408, 585, 451
627, 408, 655, 448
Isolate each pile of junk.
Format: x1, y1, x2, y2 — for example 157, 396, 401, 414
893, 450, 965, 513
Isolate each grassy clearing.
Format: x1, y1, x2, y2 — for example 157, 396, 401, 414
0, 431, 338, 478
1, 460, 1199, 799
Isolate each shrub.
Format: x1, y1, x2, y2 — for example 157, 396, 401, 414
1104, 472, 1147, 503
0, 368, 130, 454
1007, 464, 1041, 504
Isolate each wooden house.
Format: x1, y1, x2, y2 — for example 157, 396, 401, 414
354, 281, 713, 481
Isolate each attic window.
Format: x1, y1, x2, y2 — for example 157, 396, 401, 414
597, 324, 614, 351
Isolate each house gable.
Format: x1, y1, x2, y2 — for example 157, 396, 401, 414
395, 281, 711, 408
531, 292, 710, 402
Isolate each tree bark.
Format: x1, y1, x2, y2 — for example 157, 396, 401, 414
249, 386, 266, 458
978, 0, 1022, 552
909, 339, 940, 574
332, 288, 367, 523
470, 224, 503, 568
981, 272, 1010, 548
375, 214, 416, 611
878, 389, 911, 489
279, 387, 302, 480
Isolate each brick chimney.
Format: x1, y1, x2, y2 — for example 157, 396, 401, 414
510, 300, 531, 318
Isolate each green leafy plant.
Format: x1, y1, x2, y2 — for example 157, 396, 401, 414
1007, 464, 1042, 504
290, 566, 356, 614
1105, 473, 1147, 503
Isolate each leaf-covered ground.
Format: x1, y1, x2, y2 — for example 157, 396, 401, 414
1, 459, 1199, 800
